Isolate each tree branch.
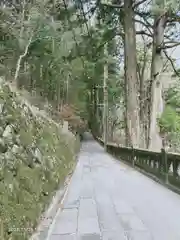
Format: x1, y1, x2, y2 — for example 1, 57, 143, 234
136, 30, 152, 37
14, 34, 33, 82
167, 15, 180, 23
100, 1, 123, 8
163, 49, 180, 76
162, 42, 180, 49
164, 34, 178, 42
135, 18, 153, 35
134, 10, 152, 18
133, 0, 152, 9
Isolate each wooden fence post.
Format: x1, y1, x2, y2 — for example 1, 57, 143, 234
161, 147, 168, 184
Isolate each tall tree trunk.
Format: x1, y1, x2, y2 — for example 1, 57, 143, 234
124, 0, 140, 147
148, 11, 167, 151
103, 43, 108, 150
139, 44, 148, 148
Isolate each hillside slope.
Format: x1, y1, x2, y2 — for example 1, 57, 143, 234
0, 79, 80, 240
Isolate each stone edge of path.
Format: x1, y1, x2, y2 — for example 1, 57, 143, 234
29, 153, 79, 240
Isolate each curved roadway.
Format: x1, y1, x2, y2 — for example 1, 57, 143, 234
48, 134, 180, 240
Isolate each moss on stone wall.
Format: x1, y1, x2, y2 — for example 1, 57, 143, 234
0, 82, 80, 240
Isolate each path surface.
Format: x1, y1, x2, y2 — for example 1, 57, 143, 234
47, 135, 180, 240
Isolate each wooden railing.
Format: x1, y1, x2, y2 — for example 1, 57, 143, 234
95, 136, 180, 191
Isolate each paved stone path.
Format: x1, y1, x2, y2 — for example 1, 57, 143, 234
47, 137, 180, 240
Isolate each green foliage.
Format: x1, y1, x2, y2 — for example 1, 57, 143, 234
160, 85, 180, 134
0, 0, 94, 124
164, 86, 180, 108
159, 82, 180, 151
158, 105, 180, 133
